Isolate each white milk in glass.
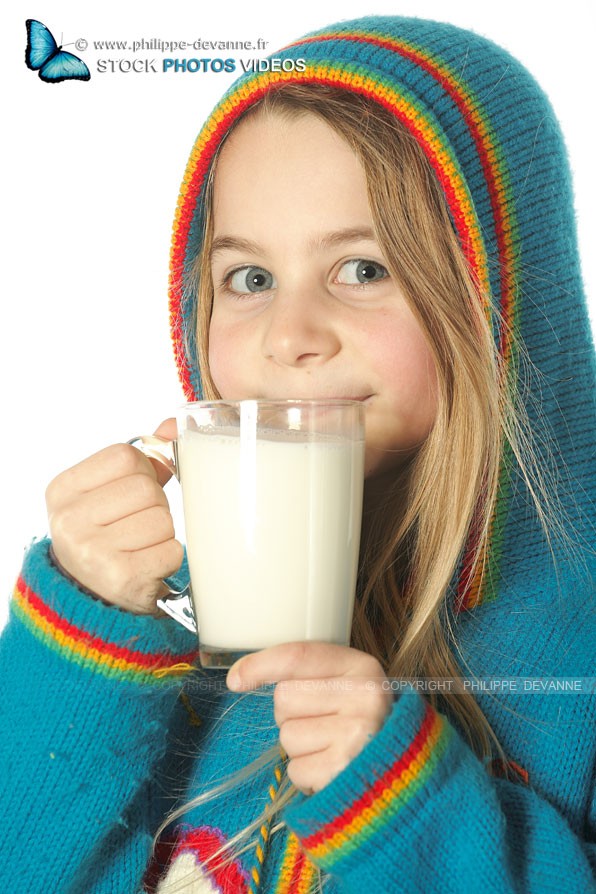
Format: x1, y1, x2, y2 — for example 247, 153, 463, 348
178, 427, 365, 651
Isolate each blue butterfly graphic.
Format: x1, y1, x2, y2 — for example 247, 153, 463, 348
25, 19, 90, 83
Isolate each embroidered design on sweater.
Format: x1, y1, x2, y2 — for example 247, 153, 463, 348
156, 852, 220, 894
146, 825, 318, 894
147, 826, 251, 893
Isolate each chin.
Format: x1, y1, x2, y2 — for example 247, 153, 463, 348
364, 447, 417, 481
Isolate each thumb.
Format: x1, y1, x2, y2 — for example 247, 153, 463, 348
153, 417, 177, 442
146, 418, 178, 487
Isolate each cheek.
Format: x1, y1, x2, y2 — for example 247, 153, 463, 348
207, 316, 245, 397
394, 333, 437, 419
370, 315, 439, 432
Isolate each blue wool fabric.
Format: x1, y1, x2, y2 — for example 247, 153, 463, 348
1, 15, 595, 894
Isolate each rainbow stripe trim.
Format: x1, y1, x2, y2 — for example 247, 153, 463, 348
12, 576, 198, 685
298, 701, 451, 870
272, 833, 318, 893
169, 26, 521, 610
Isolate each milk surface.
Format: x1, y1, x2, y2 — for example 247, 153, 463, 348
178, 427, 364, 650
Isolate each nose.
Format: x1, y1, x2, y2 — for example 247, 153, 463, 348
262, 283, 341, 369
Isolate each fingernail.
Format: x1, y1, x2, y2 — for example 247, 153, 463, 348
226, 663, 242, 691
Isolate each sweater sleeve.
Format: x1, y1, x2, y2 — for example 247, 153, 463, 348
283, 690, 596, 893
0, 538, 200, 894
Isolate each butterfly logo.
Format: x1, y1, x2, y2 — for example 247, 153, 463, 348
25, 19, 91, 83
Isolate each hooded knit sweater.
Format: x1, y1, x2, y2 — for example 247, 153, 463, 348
1, 15, 595, 894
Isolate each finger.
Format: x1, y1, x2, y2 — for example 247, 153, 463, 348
227, 641, 378, 691
279, 714, 380, 771
51, 473, 169, 532
278, 715, 335, 759
106, 505, 175, 552
47, 443, 158, 507
127, 539, 184, 601
124, 538, 184, 586
94, 473, 169, 526
286, 749, 347, 795
273, 676, 383, 724
153, 417, 177, 441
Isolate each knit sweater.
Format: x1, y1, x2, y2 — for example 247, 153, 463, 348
2, 15, 595, 894
2, 537, 594, 893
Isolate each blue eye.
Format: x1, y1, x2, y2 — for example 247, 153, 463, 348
229, 266, 276, 293
337, 259, 388, 285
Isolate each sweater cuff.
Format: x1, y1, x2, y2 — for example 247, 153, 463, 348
283, 690, 455, 874
11, 538, 199, 687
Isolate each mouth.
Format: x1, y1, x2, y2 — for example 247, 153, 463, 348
257, 394, 373, 404
319, 394, 374, 405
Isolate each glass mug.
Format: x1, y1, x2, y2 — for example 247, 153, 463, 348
131, 399, 365, 668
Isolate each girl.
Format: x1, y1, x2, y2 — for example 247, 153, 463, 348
2, 14, 595, 893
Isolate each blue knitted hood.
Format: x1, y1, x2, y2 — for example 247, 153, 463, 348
168, 15, 595, 614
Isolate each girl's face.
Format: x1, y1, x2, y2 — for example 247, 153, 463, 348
208, 110, 438, 479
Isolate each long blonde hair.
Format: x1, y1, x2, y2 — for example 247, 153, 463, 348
156, 82, 548, 890
192, 83, 514, 761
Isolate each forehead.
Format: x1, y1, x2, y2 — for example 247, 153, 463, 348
212, 109, 371, 236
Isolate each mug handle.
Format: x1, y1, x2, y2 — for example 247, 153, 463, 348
127, 436, 197, 634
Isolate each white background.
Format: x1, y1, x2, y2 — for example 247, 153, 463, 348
1, 0, 594, 628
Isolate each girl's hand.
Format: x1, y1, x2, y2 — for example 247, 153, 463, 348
227, 642, 393, 794
46, 419, 183, 614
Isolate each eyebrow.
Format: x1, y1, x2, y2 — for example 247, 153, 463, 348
209, 226, 378, 262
